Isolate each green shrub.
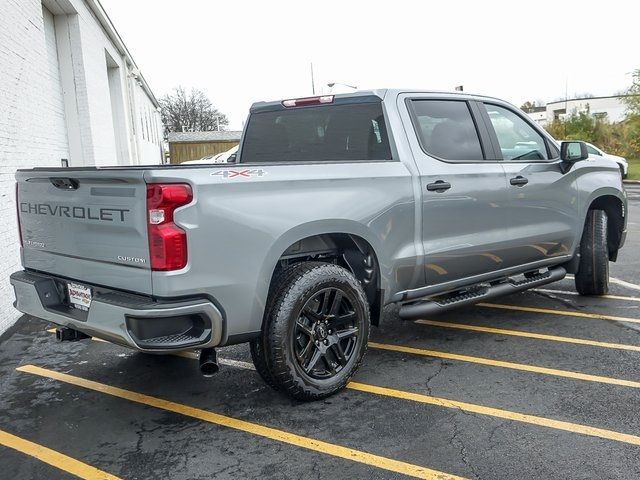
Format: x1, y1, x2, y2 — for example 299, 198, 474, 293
544, 109, 640, 161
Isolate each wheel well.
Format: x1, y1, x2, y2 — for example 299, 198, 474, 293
588, 195, 624, 261
272, 233, 383, 326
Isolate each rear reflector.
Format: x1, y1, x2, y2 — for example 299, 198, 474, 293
282, 95, 334, 108
146, 183, 193, 271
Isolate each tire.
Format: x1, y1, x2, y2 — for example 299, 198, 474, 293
575, 209, 610, 295
250, 264, 305, 391
257, 262, 370, 401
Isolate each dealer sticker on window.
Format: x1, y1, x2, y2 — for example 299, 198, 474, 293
67, 282, 92, 311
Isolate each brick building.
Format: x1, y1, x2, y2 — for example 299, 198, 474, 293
0, 0, 164, 333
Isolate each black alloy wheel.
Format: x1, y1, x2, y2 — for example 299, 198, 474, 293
293, 287, 359, 379
252, 262, 370, 401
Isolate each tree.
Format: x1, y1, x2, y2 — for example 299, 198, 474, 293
520, 100, 545, 113
520, 101, 536, 112
622, 69, 640, 117
159, 86, 229, 138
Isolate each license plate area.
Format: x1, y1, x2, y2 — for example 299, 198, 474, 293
67, 282, 92, 311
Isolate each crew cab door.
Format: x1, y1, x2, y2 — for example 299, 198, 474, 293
399, 94, 511, 286
479, 102, 579, 268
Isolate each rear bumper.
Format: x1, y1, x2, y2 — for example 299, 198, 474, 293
10, 270, 224, 353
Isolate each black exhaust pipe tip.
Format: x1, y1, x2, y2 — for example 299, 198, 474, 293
199, 348, 219, 377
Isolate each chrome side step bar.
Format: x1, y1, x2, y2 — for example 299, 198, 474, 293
398, 267, 566, 320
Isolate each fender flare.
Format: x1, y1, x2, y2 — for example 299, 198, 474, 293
254, 220, 384, 313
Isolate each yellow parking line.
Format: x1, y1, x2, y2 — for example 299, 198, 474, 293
477, 303, 640, 324
347, 382, 640, 446
564, 275, 640, 292
532, 288, 640, 302
16, 365, 463, 480
415, 319, 640, 353
39, 334, 640, 449
73, 349, 640, 447
610, 276, 640, 292
0, 429, 120, 480
46, 328, 640, 389
368, 342, 640, 389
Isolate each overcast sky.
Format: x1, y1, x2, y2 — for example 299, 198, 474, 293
101, 0, 637, 130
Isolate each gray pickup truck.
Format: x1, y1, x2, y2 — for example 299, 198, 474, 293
12, 89, 627, 400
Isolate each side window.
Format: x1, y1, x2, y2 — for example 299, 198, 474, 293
409, 100, 484, 161
586, 145, 602, 156
484, 104, 549, 160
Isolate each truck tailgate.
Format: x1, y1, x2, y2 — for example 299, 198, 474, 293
16, 169, 152, 294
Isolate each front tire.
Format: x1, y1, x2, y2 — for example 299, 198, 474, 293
575, 209, 609, 295
257, 262, 370, 401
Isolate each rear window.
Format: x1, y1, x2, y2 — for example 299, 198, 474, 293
240, 103, 392, 163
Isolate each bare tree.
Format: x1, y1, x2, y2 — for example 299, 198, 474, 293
159, 86, 229, 138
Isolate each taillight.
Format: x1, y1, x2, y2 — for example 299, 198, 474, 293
146, 183, 193, 271
16, 183, 23, 247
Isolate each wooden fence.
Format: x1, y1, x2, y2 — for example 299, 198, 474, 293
169, 141, 239, 164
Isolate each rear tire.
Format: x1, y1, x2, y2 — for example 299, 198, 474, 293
250, 264, 305, 391
575, 209, 609, 295
256, 262, 370, 401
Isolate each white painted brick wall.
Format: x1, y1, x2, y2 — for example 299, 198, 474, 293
0, 0, 69, 333
0, 0, 163, 334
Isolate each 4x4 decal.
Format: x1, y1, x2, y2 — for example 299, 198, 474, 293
210, 169, 267, 179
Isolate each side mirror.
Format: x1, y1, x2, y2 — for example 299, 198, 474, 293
560, 141, 589, 163
227, 153, 237, 164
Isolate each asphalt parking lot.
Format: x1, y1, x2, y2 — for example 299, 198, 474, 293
2, 185, 640, 480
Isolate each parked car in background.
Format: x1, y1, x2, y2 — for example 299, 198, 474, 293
182, 145, 238, 165
556, 141, 628, 178
585, 143, 628, 178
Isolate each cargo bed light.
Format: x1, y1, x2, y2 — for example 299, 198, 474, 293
282, 95, 334, 108
146, 183, 192, 271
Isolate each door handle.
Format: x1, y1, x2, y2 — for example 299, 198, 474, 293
426, 180, 451, 192
510, 176, 529, 186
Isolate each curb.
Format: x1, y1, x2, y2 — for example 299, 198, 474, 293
623, 180, 640, 185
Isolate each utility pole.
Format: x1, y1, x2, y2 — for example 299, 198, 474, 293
564, 78, 568, 138
310, 62, 316, 95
